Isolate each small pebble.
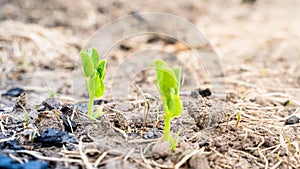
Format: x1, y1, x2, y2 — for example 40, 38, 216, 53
143, 131, 154, 139
285, 115, 300, 125
2, 87, 24, 97
39, 128, 78, 147
153, 128, 159, 136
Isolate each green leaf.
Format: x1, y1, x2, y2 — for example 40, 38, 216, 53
168, 96, 182, 117
172, 67, 181, 91
94, 75, 101, 97
94, 59, 106, 98
90, 48, 100, 67
80, 50, 94, 77
154, 59, 182, 118
94, 75, 105, 98
99, 79, 105, 96
155, 60, 177, 91
97, 60, 106, 79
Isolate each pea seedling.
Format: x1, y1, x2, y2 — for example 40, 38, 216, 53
154, 59, 182, 150
80, 48, 106, 118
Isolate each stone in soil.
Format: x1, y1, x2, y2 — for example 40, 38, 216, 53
42, 98, 62, 110
150, 139, 171, 159
191, 88, 212, 98
38, 128, 77, 147
285, 115, 300, 125
1, 87, 24, 97
189, 153, 210, 169
60, 114, 77, 133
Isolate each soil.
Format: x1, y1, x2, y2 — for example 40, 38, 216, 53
0, 0, 300, 169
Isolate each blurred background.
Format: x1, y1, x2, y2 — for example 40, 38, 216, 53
0, 0, 299, 103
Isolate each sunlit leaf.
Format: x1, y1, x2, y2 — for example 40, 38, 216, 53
80, 50, 94, 77
97, 60, 106, 79
90, 48, 100, 67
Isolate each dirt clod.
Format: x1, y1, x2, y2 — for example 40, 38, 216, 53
38, 128, 77, 147
150, 139, 171, 159
285, 115, 300, 125
42, 98, 62, 110
35, 110, 63, 133
105, 159, 137, 169
189, 154, 210, 169
191, 88, 212, 98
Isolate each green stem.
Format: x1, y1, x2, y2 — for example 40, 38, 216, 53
164, 116, 171, 141
82, 70, 94, 117
87, 94, 94, 117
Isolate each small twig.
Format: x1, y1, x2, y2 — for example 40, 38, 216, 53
0, 131, 16, 143
143, 141, 156, 154
124, 148, 135, 161
132, 158, 152, 169
94, 151, 107, 168
127, 138, 158, 144
231, 149, 260, 160
258, 150, 268, 169
0, 120, 5, 134
16, 150, 82, 164
140, 148, 153, 169
112, 126, 128, 140
174, 147, 205, 169
78, 137, 94, 169
66, 116, 74, 133
135, 84, 150, 128
9, 153, 24, 164
150, 160, 173, 169
270, 160, 283, 169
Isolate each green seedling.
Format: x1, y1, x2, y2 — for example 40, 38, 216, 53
20, 105, 29, 126
154, 59, 182, 151
235, 108, 242, 129
80, 48, 106, 118
47, 88, 56, 99
283, 130, 291, 167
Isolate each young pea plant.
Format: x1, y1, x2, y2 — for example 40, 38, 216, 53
20, 105, 29, 126
154, 59, 182, 151
80, 48, 106, 118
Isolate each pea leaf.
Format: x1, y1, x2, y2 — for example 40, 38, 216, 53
97, 60, 106, 79
80, 50, 94, 77
90, 48, 100, 67
154, 60, 177, 91
154, 59, 182, 118
94, 74, 106, 98
94, 74, 101, 97
168, 96, 182, 117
